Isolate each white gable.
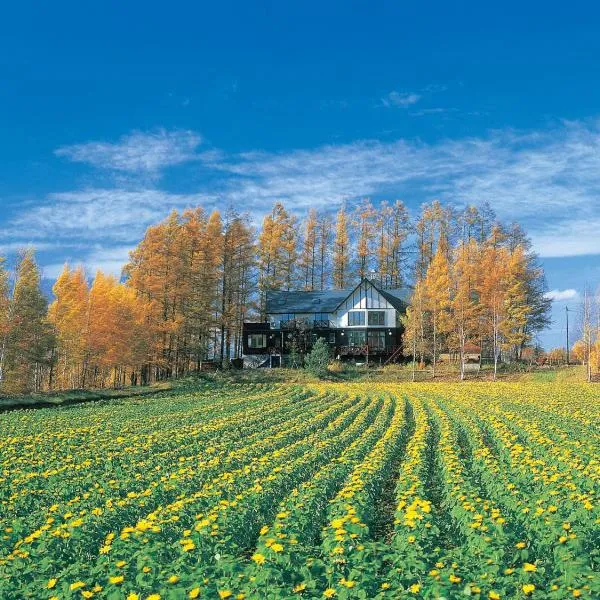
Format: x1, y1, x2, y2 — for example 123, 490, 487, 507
337, 280, 394, 311
334, 280, 398, 328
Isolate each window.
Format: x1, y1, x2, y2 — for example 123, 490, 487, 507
348, 330, 366, 346
368, 330, 386, 350
348, 310, 365, 326
247, 334, 267, 349
368, 311, 385, 326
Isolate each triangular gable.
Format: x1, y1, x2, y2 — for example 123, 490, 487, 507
334, 278, 396, 312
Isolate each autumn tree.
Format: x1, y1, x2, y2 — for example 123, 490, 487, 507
299, 208, 318, 291
1, 250, 55, 393
402, 278, 428, 379
0, 256, 10, 387
87, 271, 150, 387
450, 239, 481, 380
478, 239, 510, 379
48, 265, 89, 389
500, 245, 531, 360
219, 210, 255, 362
333, 205, 350, 289
353, 199, 377, 279
423, 247, 452, 377
258, 202, 298, 311
415, 200, 453, 279
316, 212, 333, 290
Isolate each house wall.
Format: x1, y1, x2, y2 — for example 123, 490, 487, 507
335, 281, 397, 328
336, 308, 396, 328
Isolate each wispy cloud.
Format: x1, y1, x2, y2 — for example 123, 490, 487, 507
410, 107, 458, 117
55, 129, 202, 175
41, 245, 135, 280
9, 188, 218, 244
9, 119, 600, 266
544, 289, 579, 301
381, 91, 421, 108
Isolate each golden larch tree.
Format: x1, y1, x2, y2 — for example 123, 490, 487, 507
332, 205, 350, 289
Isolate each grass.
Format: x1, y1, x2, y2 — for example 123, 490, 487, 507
1, 363, 593, 412
0, 381, 172, 412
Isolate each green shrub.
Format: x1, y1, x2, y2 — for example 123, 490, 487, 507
304, 338, 331, 378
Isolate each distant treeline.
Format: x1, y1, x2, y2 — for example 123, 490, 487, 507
0, 199, 553, 393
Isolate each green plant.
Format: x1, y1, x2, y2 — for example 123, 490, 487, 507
304, 338, 331, 378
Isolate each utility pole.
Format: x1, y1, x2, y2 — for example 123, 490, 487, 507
565, 305, 570, 365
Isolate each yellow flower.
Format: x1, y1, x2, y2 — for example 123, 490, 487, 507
323, 590, 336, 598
504, 568, 514, 575
429, 569, 439, 576
71, 582, 86, 591
168, 575, 179, 584
116, 560, 127, 568
293, 583, 306, 593
409, 583, 421, 593
252, 552, 266, 565
381, 583, 391, 590
516, 542, 526, 549
100, 545, 111, 554
189, 589, 201, 599
449, 574, 462, 584
489, 592, 500, 600
143, 566, 152, 573
259, 525, 269, 535
340, 578, 355, 588
572, 591, 581, 598
47, 579, 57, 589
407, 535, 416, 543
127, 594, 140, 600
523, 562, 537, 572
522, 584, 535, 595
271, 543, 284, 553
109, 576, 124, 585
218, 591, 232, 599
82, 593, 94, 599
147, 595, 161, 600
236, 595, 245, 600
563, 523, 571, 530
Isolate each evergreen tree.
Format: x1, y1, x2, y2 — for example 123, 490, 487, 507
304, 337, 330, 378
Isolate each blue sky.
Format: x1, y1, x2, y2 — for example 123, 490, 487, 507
1, 1, 599, 349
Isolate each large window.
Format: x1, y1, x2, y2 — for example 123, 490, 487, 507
368, 330, 386, 350
247, 334, 267, 349
347, 330, 366, 346
368, 311, 385, 326
348, 310, 365, 326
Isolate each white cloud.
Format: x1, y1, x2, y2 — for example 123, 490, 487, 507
9, 119, 600, 265
55, 129, 202, 175
41, 246, 135, 280
381, 91, 421, 107
530, 219, 600, 257
206, 119, 600, 257
9, 188, 218, 244
544, 289, 579, 301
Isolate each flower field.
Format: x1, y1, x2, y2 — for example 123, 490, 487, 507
1, 382, 598, 599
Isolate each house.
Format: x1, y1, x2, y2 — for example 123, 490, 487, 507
243, 278, 409, 365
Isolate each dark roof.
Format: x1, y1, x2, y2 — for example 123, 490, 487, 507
266, 289, 352, 313
265, 278, 409, 313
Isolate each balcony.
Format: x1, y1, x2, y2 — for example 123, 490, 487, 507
279, 319, 336, 330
